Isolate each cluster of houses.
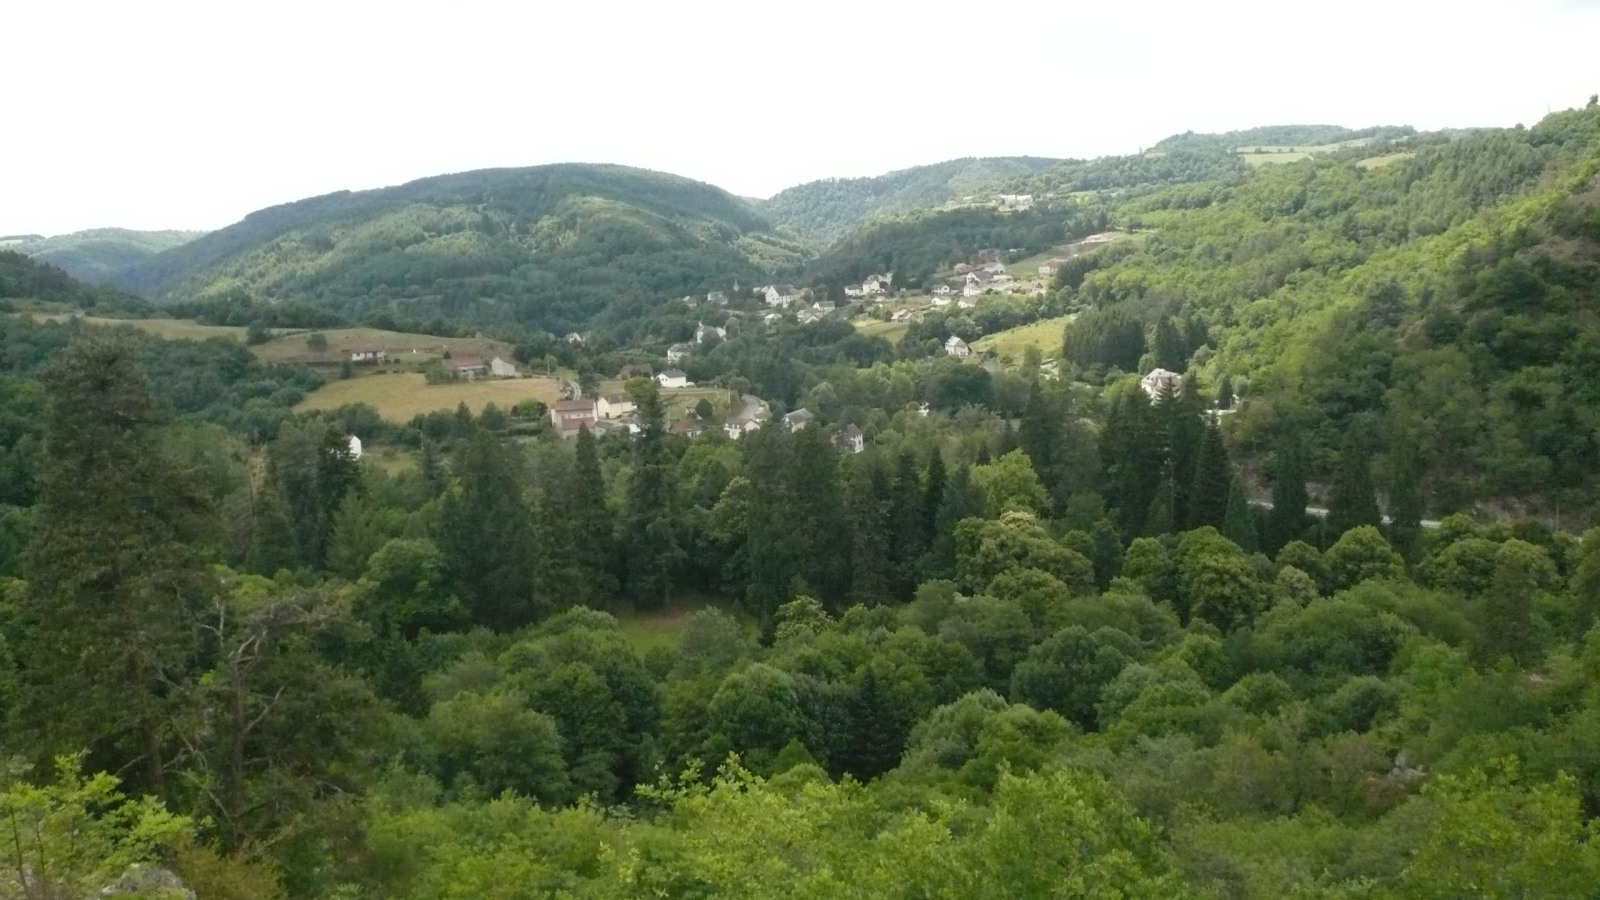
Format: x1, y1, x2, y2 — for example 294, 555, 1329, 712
843, 272, 893, 298
779, 407, 865, 454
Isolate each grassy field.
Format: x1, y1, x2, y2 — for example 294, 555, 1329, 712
974, 314, 1075, 360
1241, 151, 1312, 167
297, 372, 562, 421
19, 313, 259, 341
1358, 151, 1414, 170
253, 327, 517, 365
612, 595, 754, 654
853, 317, 911, 343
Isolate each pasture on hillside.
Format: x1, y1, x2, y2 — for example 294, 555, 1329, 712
973, 314, 1075, 360
18, 313, 261, 341
253, 327, 517, 366
297, 372, 562, 421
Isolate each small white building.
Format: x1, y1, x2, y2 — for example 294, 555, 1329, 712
565, 332, 585, 345
944, 336, 971, 358
782, 408, 815, 432
489, 356, 519, 377
931, 284, 952, 296
1139, 368, 1183, 399
346, 435, 364, 459
349, 346, 385, 363
657, 369, 690, 389
832, 424, 865, 454
695, 322, 726, 344
764, 285, 802, 308
667, 342, 693, 364
999, 194, 1033, 210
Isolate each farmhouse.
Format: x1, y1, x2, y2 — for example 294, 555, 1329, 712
1000, 194, 1033, 210
782, 408, 815, 432
695, 322, 726, 344
844, 285, 865, 298
797, 308, 822, 324
657, 369, 690, 389
1140, 368, 1183, 399
944, 336, 971, 358
931, 284, 952, 296
565, 332, 585, 345
1038, 258, 1064, 276
724, 412, 763, 439
449, 357, 489, 379
597, 392, 635, 419
550, 399, 597, 437
706, 290, 728, 306
958, 296, 977, 309
812, 300, 836, 314
832, 423, 865, 454
764, 285, 803, 307
667, 342, 693, 364
346, 435, 364, 459
350, 346, 386, 363
489, 356, 519, 377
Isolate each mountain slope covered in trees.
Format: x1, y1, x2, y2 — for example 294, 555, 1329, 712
760, 157, 1061, 243
115, 164, 811, 334
10, 228, 205, 284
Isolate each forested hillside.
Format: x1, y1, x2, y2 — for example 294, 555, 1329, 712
760, 157, 1060, 242
9, 227, 204, 284
1059, 104, 1600, 517
115, 164, 811, 334
0, 250, 153, 315
1151, 123, 1416, 152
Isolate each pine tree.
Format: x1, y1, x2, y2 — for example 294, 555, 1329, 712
744, 427, 796, 624
1216, 373, 1234, 410
1019, 381, 1066, 512
570, 424, 618, 603
418, 438, 447, 498
1102, 390, 1161, 538
840, 667, 905, 781
438, 427, 538, 630
926, 463, 985, 579
845, 461, 890, 606
1152, 316, 1187, 371
1327, 428, 1382, 540
1266, 436, 1310, 554
923, 449, 947, 540
245, 479, 300, 575
1143, 465, 1175, 537
1387, 443, 1424, 565
887, 450, 928, 598
18, 339, 213, 796
1188, 421, 1231, 529
788, 425, 848, 609
268, 420, 360, 569
1159, 374, 1206, 527
1223, 477, 1260, 553
326, 492, 379, 580
621, 381, 683, 608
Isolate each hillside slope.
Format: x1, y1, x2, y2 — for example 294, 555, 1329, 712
117, 164, 811, 333
1059, 105, 1600, 514
760, 157, 1061, 243
10, 228, 204, 284
0, 250, 153, 314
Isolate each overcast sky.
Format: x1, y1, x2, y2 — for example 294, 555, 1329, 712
3, 0, 1597, 236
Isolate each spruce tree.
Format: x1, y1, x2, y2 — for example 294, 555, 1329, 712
744, 427, 795, 624
1387, 443, 1424, 565
245, 480, 300, 575
1266, 436, 1310, 554
1327, 428, 1382, 540
1019, 381, 1064, 509
1102, 390, 1161, 539
1152, 316, 1187, 372
1143, 466, 1175, 537
1223, 477, 1260, 553
19, 339, 213, 796
788, 425, 848, 609
570, 424, 618, 603
621, 381, 683, 608
1188, 421, 1231, 529
926, 463, 985, 579
845, 461, 890, 606
887, 450, 927, 598
438, 427, 538, 630
840, 667, 906, 781
923, 449, 947, 540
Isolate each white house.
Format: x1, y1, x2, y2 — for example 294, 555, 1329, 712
565, 332, 585, 345
489, 356, 519, 377
812, 300, 836, 314
844, 285, 866, 298
1038, 258, 1064, 276
763, 312, 784, 325
945, 336, 971, 358
797, 308, 822, 324
1139, 368, 1183, 399
957, 296, 977, 309
695, 322, 726, 344
706, 290, 728, 306
667, 342, 693, 364
764, 285, 802, 308
657, 369, 690, 389
931, 284, 952, 296
932, 295, 953, 308
782, 408, 815, 432
597, 392, 635, 419
999, 194, 1033, 210
346, 435, 364, 459
349, 346, 386, 363
724, 415, 762, 439
963, 273, 986, 298
832, 424, 865, 454
861, 273, 892, 295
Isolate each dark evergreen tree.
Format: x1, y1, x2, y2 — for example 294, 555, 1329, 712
245, 481, 299, 575
788, 425, 848, 609
1216, 373, 1234, 410
1152, 316, 1187, 372
1326, 428, 1382, 541
887, 450, 927, 598
1266, 435, 1310, 554
1101, 390, 1161, 539
17, 339, 213, 796
268, 421, 360, 569
621, 381, 683, 608
923, 449, 947, 540
839, 667, 906, 781
570, 424, 618, 603
744, 427, 795, 624
1019, 381, 1067, 512
845, 461, 890, 606
1188, 421, 1231, 529
438, 428, 538, 630
1222, 477, 1260, 553
1090, 518, 1124, 590
1143, 465, 1175, 537
1387, 442, 1424, 565
926, 463, 985, 579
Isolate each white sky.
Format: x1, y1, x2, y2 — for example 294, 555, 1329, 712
3, 0, 1597, 236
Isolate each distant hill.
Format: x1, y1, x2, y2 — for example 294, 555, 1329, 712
0, 250, 152, 315
11, 228, 204, 285
759, 157, 1061, 244
1151, 124, 1415, 153
115, 164, 811, 334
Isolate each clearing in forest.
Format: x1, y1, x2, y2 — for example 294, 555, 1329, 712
296, 372, 562, 421
973, 314, 1075, 360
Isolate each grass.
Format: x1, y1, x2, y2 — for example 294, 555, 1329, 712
974, 314, 1075, 360
253, 327, 517, 365
1242, 151, 1312, 167
297, 372, 562, 421
612, 594, 754, 654
18, 313, 260, 341
1358, 151, 1414, 170
853, 317, 910, 343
